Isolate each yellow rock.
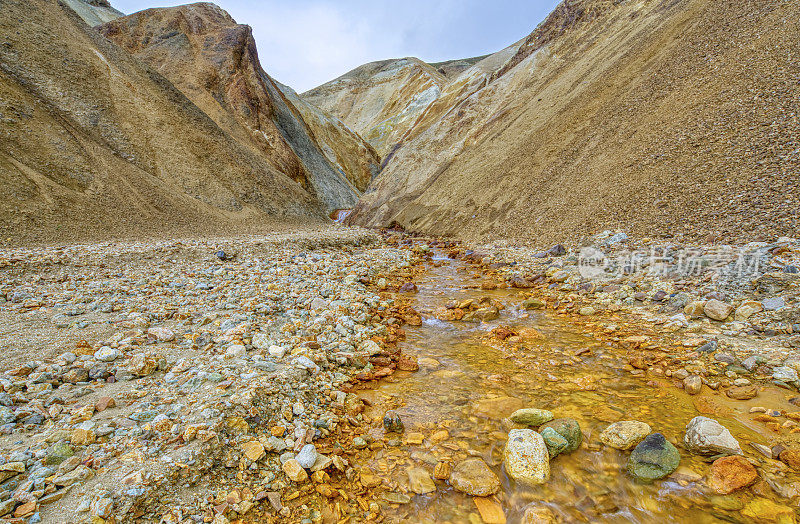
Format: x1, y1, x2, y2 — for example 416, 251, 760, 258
241, 440, 265, 462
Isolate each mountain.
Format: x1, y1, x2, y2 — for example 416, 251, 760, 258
99, 3, 379, 211
346, 0, 800, 244
0, 0, 327, 245
302, 58, 448, 156
62, 0, 123, 26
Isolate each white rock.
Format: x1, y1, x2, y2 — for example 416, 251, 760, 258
94, 346, 118, 362
503, 429, 549, 485
252, 333, 271, 350
684, 416, 742, 455
268, 345, 286, 358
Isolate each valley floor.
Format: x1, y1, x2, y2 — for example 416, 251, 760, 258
0, 226, 799, 523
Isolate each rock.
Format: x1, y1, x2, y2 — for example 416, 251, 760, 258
510, 408, 553, 426
773, 366, 798, 383
449, 458, 500, 496
407, 467, 436, 494
704, 299, 733, 321
599, 421, 651, 450
295, 444, 318, 469
740, 498, 796, 523
397, 354, 419, 371
684, 375, 702, 395
94, 346, 118, 362
472, 397, 524, 419
735, 301, 763, 321
282, 459, 308, 482
383, 410, 404, 433
94, 396, 115, 412
63, 367, 89, 384
128, 354, 158, 377
707, 455, 759, 494
473, 496, 507, 524
0, 499, 14, 517
726, 385, 758, 400
522, 298, 545, 310
540, 427, 568, 458
91, 497, 114, 518
785, 265, 800, 274
52, 465, 94, 486
268, 345, 286, 358
578, 306, 595, 316
684, 416, 742, 455
522, 506, 559, 524
778, 449, 800, 470
503, 429, 549, 485
147, 327, 175, 341
763, 297, 786, 311
539, 418, 582, 453
45, 442, 74, 465
433, 461, 451, 480
684, 301, 707, 318
252, 333, 271, 350
241, 440, 265, 462
627, 433, 680, 482
71, 427, 96, 445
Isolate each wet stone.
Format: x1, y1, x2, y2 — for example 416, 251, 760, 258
627, 433, 680, 482
540, 418, 582, 453
449, 458, 500, 496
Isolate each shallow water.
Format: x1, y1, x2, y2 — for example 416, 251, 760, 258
359, 251, 800, 523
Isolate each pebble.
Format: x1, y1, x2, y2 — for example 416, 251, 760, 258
295, 444, 318, 469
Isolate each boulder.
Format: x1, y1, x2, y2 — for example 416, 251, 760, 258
510, 408, 553, 426
704, 299, 733, 321
707, 455, 758, 494
503, 429, 550, 485
540, 418, 582, 453
599, 421, 651, 450
449, 458, 500, 496
627, 433, 680, 482
684, 416, 742, 455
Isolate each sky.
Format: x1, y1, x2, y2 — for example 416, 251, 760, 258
111, 0, 562, 92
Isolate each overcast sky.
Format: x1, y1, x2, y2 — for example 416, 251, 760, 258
111, 0, 561, 92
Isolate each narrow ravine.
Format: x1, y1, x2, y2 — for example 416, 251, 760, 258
353, 249, 798, 523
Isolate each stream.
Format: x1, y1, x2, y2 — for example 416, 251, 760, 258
354, 250, 799, 523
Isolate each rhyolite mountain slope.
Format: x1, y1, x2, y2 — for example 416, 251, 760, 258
0, 0, 324, 245
302, 58, 448, 156
347, 0, 800, 244
99, 3, 379, 209
63, 0, 123, 26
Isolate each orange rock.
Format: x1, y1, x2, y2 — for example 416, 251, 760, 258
779, 449, 800, 470
397, 355, 419, 372
707, 455, 759, 494
473, 497, 506, 524
95, 396, 115, 412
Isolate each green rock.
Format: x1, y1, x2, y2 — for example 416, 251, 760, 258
540, 418, 582, 453
510, 408, 554, 426
540, 427, 568, 457
523, 298, 546, 310
627, 433, 680, 482
45, 441, 74, 465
